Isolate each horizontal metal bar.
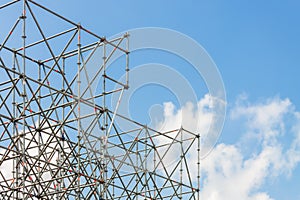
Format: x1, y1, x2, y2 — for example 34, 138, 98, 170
16, 27, 77, 52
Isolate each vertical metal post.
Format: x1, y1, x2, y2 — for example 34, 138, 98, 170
112, 169, 115, 198
153, 140, 156, 198
103, 39, 107, 135
76, 24, 81, 200
61, 57, 66, 199
56, 58, 64, 199
125, 33, 129, 89
37, 61, 41, 198
144, 129, 148, 198
12, 50, 17, 200
180, 129, 183, 199
102, 39, 107, 198
21, 1, 27, 199
197, 134, 200, 199
136, 136, 138, 200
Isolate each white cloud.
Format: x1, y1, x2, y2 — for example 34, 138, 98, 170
156, 94, 300, 200
231, 97, 292, 145
157, 94, 213, 134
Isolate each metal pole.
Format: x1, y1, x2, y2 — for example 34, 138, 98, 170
12, 49, 17, 200
102, 39, 107, 198
197, 134, 200, 200
61, 57, 66, 199
125, 32, 129, 89
144, 128, 148, 198
37, 61, 41, 198
76, 24, 82, 200
136, 136, 138, 200
21, 1, 26, 199
180, 129, 183, 199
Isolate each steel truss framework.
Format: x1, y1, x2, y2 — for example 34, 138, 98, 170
0, 0, 200, 199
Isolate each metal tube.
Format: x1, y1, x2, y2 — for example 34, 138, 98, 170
21, 1, 26, 198
12, 49, 17, 200
197, 134, 200, 199
125, 32, 129, 89
76, 24, 81, 200
0, 0, 20, 10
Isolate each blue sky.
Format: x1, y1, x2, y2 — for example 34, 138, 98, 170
45, 0, 300, 105
60, 1, 299, 199
33, 0, 300, 199
2, 0, 300, 199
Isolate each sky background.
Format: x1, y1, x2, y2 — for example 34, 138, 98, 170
2, 0, 300, 199
42, 0, 300, 108
32, 0, 300, 199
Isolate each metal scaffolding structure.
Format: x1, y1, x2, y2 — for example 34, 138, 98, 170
0, 0, 200, 199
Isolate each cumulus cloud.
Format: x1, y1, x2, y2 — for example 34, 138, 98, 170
157, 94, 212, 134
156, 94, 300, 200
156, 94, 224, 158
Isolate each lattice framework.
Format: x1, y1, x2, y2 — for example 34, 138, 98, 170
0, 1, 200, 199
